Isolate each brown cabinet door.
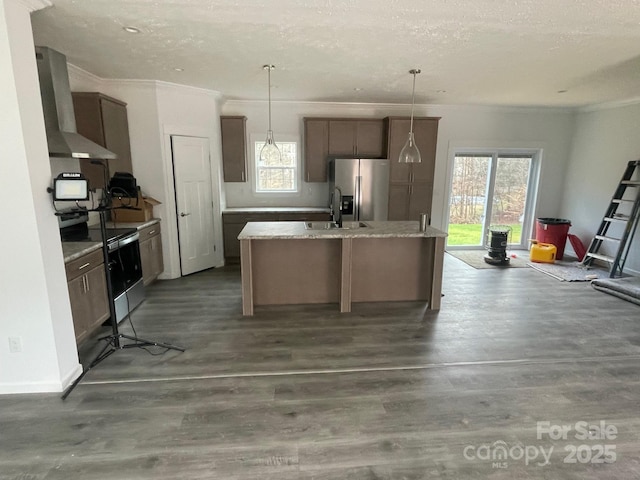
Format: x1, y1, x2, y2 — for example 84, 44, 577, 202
150, 234, 164, 279
72, 93, 133, 189
355, 120, 385, 157
85, 265, 110, 332
410, 118, 439, 184
328, 120, 357, 156
67, 265, 109, 345
140, 238, 154, 285
407, 184, 433, 221
223, 222, 245, 260
140, 230, 164, 285
100, 97, 133, 179
72, 93, 105, 189
388, 184, 410, 220
221, 116, 247, 182
386, 118, 412, 183
303, 119, 329, 182
68, 275, 90, 343
386, 117, 440, 183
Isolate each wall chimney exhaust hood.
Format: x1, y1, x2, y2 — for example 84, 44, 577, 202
35, 46, 116, 160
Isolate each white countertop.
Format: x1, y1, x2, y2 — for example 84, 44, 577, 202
237, 221, 447, 240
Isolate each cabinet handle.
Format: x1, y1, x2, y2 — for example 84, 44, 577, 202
78, 262, 91, 271
241, 171, 245, 182
82, 275, 87, 293
180, 212, 191, 217
84, 274, 90, 293
148, 230, 156, 235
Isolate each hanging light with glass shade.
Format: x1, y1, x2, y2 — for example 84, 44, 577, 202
399, 69, 422, 163
259, 64, 281, 163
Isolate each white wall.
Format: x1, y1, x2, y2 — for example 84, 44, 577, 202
222, 100, 576, 230
0, 0, 81, 394
155, 82, 225, 274
561, 101, 640, 273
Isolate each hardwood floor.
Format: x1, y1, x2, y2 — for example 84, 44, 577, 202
2, 254, 640, 479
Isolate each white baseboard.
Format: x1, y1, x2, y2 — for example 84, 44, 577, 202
0, 363, 82, 395
61, 363, 83, 390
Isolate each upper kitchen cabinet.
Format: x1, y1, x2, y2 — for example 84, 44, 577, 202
386, 117, 440, 221
328, 119, 385, 158
385, 117, 440, 184
303, 117, 386, 183
303, 118, 329, 182
220, 116, 248, 182
72, 92, 133, 190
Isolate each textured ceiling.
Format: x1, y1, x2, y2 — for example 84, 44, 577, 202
31, 0, 640, 107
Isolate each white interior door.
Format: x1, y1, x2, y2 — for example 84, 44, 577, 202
171, 135, 216, 275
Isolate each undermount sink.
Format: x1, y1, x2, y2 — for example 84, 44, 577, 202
304, 221, 369, 230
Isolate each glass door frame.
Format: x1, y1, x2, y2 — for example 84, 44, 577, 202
445, 147, 542, 250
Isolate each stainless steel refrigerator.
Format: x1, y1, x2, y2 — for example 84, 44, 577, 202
328, 158, 390, 223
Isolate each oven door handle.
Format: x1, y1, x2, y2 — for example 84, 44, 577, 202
112, 233, 140, 250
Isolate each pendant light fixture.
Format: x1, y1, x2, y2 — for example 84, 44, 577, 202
260, 64, 281, 163
399, 68, 422, 163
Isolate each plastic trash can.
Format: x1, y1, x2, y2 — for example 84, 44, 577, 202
535, 218, 571, 260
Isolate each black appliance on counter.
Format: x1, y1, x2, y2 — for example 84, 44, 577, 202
60, 209, 145, 323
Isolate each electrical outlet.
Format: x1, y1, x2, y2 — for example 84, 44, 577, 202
8, 336, 22, 353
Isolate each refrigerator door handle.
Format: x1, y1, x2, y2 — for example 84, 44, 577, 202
354, 175, 362, 220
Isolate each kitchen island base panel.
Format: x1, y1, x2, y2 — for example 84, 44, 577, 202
249, 238, 342, 307
351, 237, 433, 303
241, 232, 445, 315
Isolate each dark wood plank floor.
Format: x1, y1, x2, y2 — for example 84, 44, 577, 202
2, 254, 640, 479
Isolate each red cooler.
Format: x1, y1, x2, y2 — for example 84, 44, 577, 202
535, 218, 571, 260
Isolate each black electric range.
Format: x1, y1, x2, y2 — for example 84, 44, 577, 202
60, 220, 138, 248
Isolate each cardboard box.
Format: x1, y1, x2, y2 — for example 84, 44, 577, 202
111, 192, 161, 223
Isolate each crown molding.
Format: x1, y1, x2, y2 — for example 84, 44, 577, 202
153, 79, 222, 98
222, 98, 575, 115
578, 96, 640, 113
14, 0, 52, 12
67, 63, 103, 85
66, 64, 222, 98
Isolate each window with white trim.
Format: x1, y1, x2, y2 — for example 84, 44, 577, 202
254, 141, 298, 193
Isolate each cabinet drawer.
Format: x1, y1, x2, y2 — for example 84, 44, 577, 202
223, 213, 280, 224
65, 249, 104, 282
277, 212, 330, 221
139, 222, 161, 239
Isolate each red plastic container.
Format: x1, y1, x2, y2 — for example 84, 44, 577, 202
567, 234, 586, 261
535, 218, 571, 260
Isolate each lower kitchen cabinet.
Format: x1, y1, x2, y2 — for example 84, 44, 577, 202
65, 249, 110, 345
139, 222, 164, 285
223, 211, 330, 263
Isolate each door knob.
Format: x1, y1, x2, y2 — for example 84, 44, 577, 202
180, 212, 191, 217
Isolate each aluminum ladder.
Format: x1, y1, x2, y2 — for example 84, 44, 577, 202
581, 160, 640, 278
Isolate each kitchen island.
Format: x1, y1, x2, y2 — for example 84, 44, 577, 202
238, 221, 446, 315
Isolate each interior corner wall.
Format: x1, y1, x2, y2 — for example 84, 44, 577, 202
222, 101, 575, 230
560, 102, 640, 273
0, 0, 80, 394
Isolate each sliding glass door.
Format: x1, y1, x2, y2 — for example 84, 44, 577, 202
447, 151, 538, 249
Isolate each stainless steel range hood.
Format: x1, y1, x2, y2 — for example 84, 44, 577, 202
35, 46, 116, 160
